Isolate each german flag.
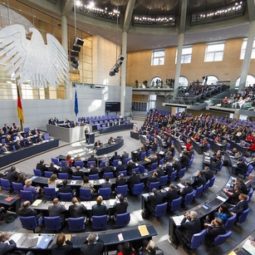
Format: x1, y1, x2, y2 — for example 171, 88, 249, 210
17, 85, 24, 124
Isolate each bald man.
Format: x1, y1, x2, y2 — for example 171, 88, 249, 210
48, 198, 66, 222
18, 201, 37, 217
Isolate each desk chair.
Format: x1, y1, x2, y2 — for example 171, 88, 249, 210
44, 171, 53, 178
177, 168, 186, 179
224, 213, 237, 230
44, 187, 57, 200
98, 187, 111, 200
91, 215, 107, 230
33, 169, 42, 177
79, 188, 92, 201
148, 181, 160, 192
184, 191, 195, 208
208, 176, 216, 188
170, 197, 182, 212
67, 217, 86, 232
195, 185, 204, 198
159, 175, 168, 187
153, 202, 167, 218
20, 190, 35, 202
169, 171, 177, 182
19, 216, 38, 232
0, 178, 11, 192
213, 230, 232, 246
74, 161, 84, 168
115, 212, 130, 228
131, 183, 144, 196
58, 192, 73, 201
237, 208, 250, 224
89, 174, 99, 180
189, 229, 207, 250
58, 173, 68, 180
44, 216, 62, 232
12, 182, 23, 194
116, 185, 128, 197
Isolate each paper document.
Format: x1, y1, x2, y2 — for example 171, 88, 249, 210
172, 215, 185, 226
216, 195, 227, 202
70, 180, 77, 185
65, 234, 72, 242
138, 225, 149, 236
242, 239, 255, 255
177, 183, 185, 189
32, 199, 42, 207
118, 233, 124, 241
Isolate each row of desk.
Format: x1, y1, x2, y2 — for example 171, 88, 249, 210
8, 224, 157, 253
96, 137, 124, 156
0, 139, 59, 168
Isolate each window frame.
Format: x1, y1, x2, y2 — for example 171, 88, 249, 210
151, 49, 165, 66
176, 46, 193, 64
204, 42, 225, 62
240, 38, 255, 60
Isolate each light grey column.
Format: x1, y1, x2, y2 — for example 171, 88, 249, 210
239, 21, 255, 91
61, 15, 68, 53
173, 33, 184, 97
120, 31, 127, 117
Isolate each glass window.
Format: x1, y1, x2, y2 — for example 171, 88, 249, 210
176, 47, 192, 64
151, 50, 165, 66
179, 76, 189, 87
150, 77, 162, 87
240, 38, 255, 60
235, 75, 255, 88
204, 42, 225, 62
206, 75, 218, 85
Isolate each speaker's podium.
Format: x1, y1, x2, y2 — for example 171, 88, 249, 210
86, 133, 95, 144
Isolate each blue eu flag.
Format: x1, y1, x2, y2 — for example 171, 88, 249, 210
74, 88, 79, 116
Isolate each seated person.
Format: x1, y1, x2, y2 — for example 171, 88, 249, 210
112, 195, 128, 216
48, 198, 66, 222
101, 162, 114, 174
0, 233, 16, 255
91, 196, 107, 216
204, 218, 226, 244
179, 181, 193, 197
108, 137, 116, 145
147, 172, 159, 186
51, 234, 73, 255
18, 201, 37, 217
94, 140, 103, 148
101, 177, 111, 189
4, 166, 19, 182
80, 233, 104, 255
144, 189, 164, 217
185, 139, 193, 152
115, 161, 125, 176
68, 197, 87, 218
72, 166, 83, 177
234, 158, 248, 176
174, 211, 201, 247
65, 155, 73, 167
224, 185, 241, 204
139, 240, 157, 255
115, 174, 127, 186
192, 171, 206, 188
166, 184, 180, 204
201, 166, 214, 181
82, 176, 94, 191
230, 193, 249, 217
47, 162, 58, 174
48, 174, 58, 190
58, 180, 73, 194
36, 159, 47, 172
214, 204, 232, 224
23, 179, 39, 198
128, 171, 141, 190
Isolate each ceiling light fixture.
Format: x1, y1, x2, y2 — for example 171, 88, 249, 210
75, 0, 82, 7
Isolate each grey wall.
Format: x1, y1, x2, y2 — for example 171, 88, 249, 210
0, 85, 132, 130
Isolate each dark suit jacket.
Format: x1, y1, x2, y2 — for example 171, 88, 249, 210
147, 192, 164, 209
18, 207, 37, 217
113, 201, 128, 215
5, 170, 18, 182
58, 185, 73, 194
202, 170, 214, 181
180, 186, 193, 197
48, 204, 66, 220
128, 174, 141, 188
0, 240, 16, 255
166, 190, 179, 202
68, 204, 86, 218
232, 200, 248, 215
180, 218, 202, 242
51, 243, 73, 255
206, 225, 226, 243
92, 204, 107, 216
80, 242, 104, 255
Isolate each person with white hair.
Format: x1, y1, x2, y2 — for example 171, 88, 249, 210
173, 210, 202, 248
80, 232, 104, 255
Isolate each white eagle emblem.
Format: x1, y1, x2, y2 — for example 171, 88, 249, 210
0, 24, 69, 87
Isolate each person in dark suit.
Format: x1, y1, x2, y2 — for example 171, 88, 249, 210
145, 189, 164, 216
68, 197, 86, 218
48, 198, 66, 222
112, 195, 128, 215
0, 233, 16, 255
90, 165, 99, 175
4, 166, 18, 182
36, 160, 47, 172
128, 171, 141, 190
147, 172, 159, 185
166, 184, 180, 204
51, 234, 73, 255
94, 140, 103, 149
175, 211, 202, 247
201, 166, 214, 181
172, 159, 181, 172
58, 180, 73, 194
204, 218, 226, 244
126, 160, 136, 175
72, 166, 83, 177
17, 201, 37, 217
116, 174, 127, 186
91, 196, 107, 216
192, 171, 206, 188
80, 233, 104, 255
231, 193, 249, 216
101, 177, 111, 189
179, 181, 193, 197
234, 158, 248, 176
101, 163, 114, 174
47, 163, 58, 174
